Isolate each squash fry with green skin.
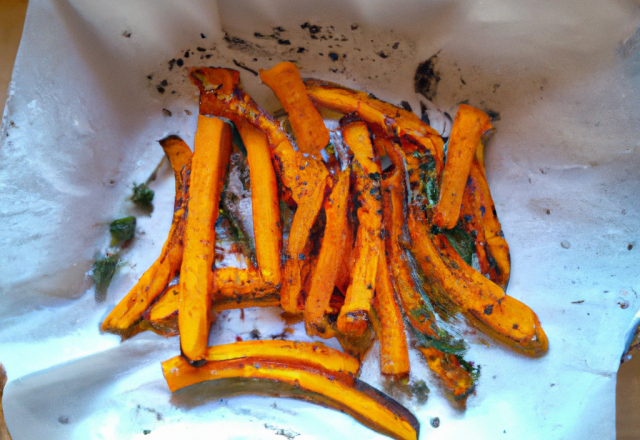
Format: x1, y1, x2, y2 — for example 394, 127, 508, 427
305, 168, 351, 336
260, 62, 330, 156
100, 136, 192, 335
304, 78, 444, 174
337, 121, 382, 338
407, 206, 548, 357
162, 356, 418, 440
179, 116, 232, 362
432, 105, 492, 229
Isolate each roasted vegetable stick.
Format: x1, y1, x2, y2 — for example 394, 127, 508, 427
260, 62, 330, 155
305, 168, 351, 335
179, 116, 232, 362
337, 121, 383, 337
191, 67, 329, 207
280, 175, 331, 314
432, 105, 492, 229
162, 359, 418, 440
458, 174, 492, 275
417, 347, 475, 401
469, 155, 511, 288
236, 119, 282, 285
304, 78, 444, 174
100, 138, 192, 335
408, 205, 548, 357
373, 251, 410, 378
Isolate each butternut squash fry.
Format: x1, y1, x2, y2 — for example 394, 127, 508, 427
337, 121, 383, 337
470, 154, 511, 289
373, 251, 410, 378
190, 67, 329, 207
162, 356, 418, 440
304, 78, 444, 174
417, 347, 475, 402
100, 137, 192, 335
305, 168, 351, 336
236, 119, 282, 285
260, 62, 330, 155
432, 105, 492, 229
280, 175, 331, 314
179, 115, 232, 362
407, 205, 548, 357
458, 174, 492, 275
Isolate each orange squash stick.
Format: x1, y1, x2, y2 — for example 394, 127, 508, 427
337, 121, 383, 337
101, 137, 192, 335
179, 115, 232, 362
304, 168, 351, 336
373, 251, 410, 378
260, 62, 330, 155
432, 105, 492, 229
236, 119, 282, 285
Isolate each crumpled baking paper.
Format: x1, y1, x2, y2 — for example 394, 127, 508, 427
1, 0, 639, 439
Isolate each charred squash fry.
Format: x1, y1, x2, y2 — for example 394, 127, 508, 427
280, 175, 331, 314
190, 67, 330, 314
432, 105, 492, 229
471, 142, 511, 288
305, 168, 351, 336
407, 205, 548, 357
236, 119, 282, 285
260, 62, 330, 156
162, 357, 418, 440
337, 121, 382, 337
417, 347, 475, 401
458, 175, 492, 275
304, 78, 444, 174
373, 251, 410, 378
179, 116, 232, 362
100, 137, 192, 335
381, 159, 475, 400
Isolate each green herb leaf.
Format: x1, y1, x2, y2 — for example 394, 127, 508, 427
109, 216, 136, 244
443, 226, 475, 266
93, 255, 119, 302
131, 183, 154, 210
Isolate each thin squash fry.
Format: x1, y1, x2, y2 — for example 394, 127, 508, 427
432, 105, 492, 229
236, 119, 282, 285
337, 121, 382, 337
179, 115, 232, 362
470, 147, 511, 288
458, 174, 492, 275
417, 347, 475, 402
373, 251, 410, 378
162, 356, 418, 440
305, 168, 351, 336
407, 205, 548, 357
304, 78, 444, 174
280, 175, 331, 314
260, 61, 330, 155
100, 137, 192, 335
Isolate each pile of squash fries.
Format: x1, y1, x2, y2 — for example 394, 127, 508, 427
101, 62, 548, 440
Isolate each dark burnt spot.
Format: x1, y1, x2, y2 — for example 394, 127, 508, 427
484, 109, 501, 122
274, 26, 285, 32
512, 324, 519, 329
160, 79, 168, 87
483, 304, 493, 315
162, 108, 172, 117
122, 30, 132, 38
377, 51, 389, 59
168, 59, 176, 70
146, 74, 153, 80
328, 52, 339, 61
629, 244, 634, 250
156, 86, 165, 94
278, 39, 291, 45
176, 58, 184, 67
184, 50, 190, 58
414, 52, 441, 101
196, 47, 206, 52
232, 59, 259, 76
392, 42, 400, 49
297, 47, 306, 53
201, 33, 206, 38
351, 23, 359, 30
460, 77, 467, 85
400, 101, 412, 112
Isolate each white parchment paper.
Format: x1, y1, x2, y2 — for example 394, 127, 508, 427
1, 1, 640, 439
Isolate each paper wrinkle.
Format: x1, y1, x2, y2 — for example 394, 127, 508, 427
1, 0, 640, 439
